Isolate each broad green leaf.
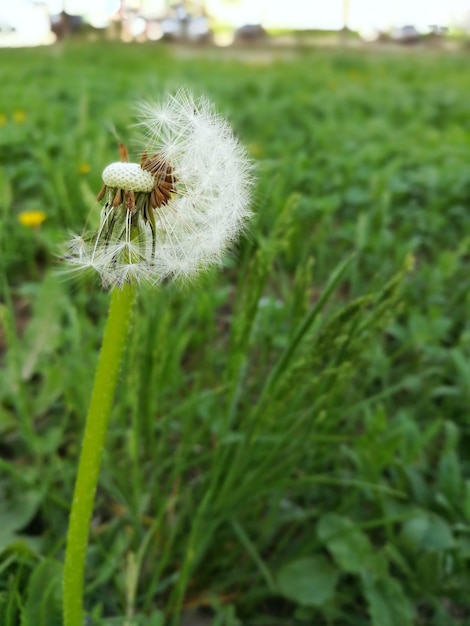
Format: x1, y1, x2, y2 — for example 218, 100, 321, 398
362, 574, 414, 626
317, 513, 374, 574
0, 490, 42, 550
276, 555, 339, 607
400, 512, 455, 553
21, 559, 63, 626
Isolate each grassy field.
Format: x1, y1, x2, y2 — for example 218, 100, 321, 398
1, 41, 470, 626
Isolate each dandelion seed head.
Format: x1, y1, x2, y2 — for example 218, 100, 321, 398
102, 162, 155, 193
65, 90, 253, 289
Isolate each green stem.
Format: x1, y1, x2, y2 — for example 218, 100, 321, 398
63, 282, 136, 626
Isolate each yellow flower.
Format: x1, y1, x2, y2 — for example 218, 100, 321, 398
348, 70, 364, 82
0, 114, 7, 127
13, 110, 26, 124
247, 143, 263, 158
78, 162, 91, 174
18, 210, 46, 228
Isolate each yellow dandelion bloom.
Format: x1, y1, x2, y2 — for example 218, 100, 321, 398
18, 210, 46, 228
13, 111, 26, 124
348, 70, 364, 82
0, 114, 7, 127
247, 143, 263, 158
78, 162, 91, 174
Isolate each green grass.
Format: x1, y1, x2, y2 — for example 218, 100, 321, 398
1, 42, 470, 625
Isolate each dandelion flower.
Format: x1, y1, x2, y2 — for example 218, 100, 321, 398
65, 91, 253, 288
78, 162, 91, 175
13, 110, 26, 124
18, 210, 46, 228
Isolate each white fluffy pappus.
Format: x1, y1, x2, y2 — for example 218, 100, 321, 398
65, 90, 253, 288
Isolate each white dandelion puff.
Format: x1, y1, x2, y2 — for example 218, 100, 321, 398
65, 91, 253, 288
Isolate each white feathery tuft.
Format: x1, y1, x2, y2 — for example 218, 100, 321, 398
65, 90, 253, 288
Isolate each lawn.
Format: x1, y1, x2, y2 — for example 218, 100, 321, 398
1, 41, 470, 626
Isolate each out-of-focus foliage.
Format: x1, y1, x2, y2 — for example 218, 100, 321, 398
1, 42, 470, 625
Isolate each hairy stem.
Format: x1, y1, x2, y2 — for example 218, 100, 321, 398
63, 282, 136, 626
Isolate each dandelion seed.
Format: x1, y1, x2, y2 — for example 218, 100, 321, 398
18, 210, 46, 228
65, 90, 253, 288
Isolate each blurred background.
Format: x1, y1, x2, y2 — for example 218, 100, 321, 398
3, 1, 470, 625
2, 0, 470, 48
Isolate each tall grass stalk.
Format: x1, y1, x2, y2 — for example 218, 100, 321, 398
63, 282, 136, 626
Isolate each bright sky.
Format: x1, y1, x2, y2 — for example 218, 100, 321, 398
5, 0, 470, 32
205, 0, 470, 30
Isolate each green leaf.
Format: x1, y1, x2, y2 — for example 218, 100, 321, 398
317, 513, 374, 574
0, 167, 12, 213
400, 512, 455, 554
276, 555, 339, 607
0, 489, 42, 551
21, 559, 63, 626
20, 273, 67, 381
437, 422, 463, 508
362, 574, 414, 626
